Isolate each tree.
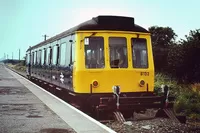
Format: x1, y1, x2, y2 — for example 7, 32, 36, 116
148, 26, 177, 72
167, 29, 200, 83
179, 29, 200, 83
149, 26, 177, 48
149, 26, 200, 83
167, 44, 185, 81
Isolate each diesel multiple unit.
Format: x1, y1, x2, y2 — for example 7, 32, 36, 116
26, 16, 172, 114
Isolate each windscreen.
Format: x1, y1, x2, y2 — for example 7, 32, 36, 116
132, 38, 148, 68
109, 37, 128, 68
84, 37, 104, 69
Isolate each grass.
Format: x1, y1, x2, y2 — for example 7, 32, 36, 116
154, 73, 181, 96
7, 62, 26, 72
154, 73, 200, 120
14, 64, 26, 72
191, 83, 200, 94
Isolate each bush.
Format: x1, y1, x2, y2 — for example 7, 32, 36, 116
191, 83, 200, 94
154, 73, 200, 120
8, 62, 26, 72
154, 73, 181, 96
14, 65, 26, 72
174, 90, 200, 120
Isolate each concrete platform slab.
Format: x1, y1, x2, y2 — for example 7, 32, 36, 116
1, 64, 116, 133
0, 64, 76, 133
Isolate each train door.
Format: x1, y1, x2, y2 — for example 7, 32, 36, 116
42, 47, 48, 81
40, 47, 45, 81
58, 35, 75, 91
37, 49, 42, 79
42, 44, 52, 83
51, 41, 60, 86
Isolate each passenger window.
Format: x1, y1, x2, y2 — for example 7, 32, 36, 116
109, 37, 128, 68
26, 54, 30, 65
40, 50, 42, 65
66, 42, 71, 66
52, 46, 57, 65
71, 41, 75, 63
38, 50, 41, 65
32, 52, 34, 65
60, 43, 67, 66
84, 37, 104, 69
132, 38, 148, 68
47, 47, 52, 65
41, 49, 44, 65
35, 51, 37, 65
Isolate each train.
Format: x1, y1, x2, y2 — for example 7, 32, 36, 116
26, 15, 174, 118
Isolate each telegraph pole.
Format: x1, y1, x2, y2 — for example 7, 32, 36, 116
12, 52, 13, 60
43, 34, 49, 41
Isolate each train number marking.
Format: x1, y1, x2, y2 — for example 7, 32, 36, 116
140, 72, 149, 76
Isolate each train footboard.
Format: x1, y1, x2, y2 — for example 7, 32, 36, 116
96, 95, 175, 111
94, 94, 185, 123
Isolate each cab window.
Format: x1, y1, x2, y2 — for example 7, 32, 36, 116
84, 37, 104, 69
109, 37, 128, 68
131, 38, 148, 68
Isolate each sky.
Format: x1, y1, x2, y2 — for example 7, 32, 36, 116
0, 0, 200, 60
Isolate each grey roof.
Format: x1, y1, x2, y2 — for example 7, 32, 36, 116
27, 15, 149, 51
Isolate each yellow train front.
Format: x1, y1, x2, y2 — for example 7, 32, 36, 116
71, 16, 172, 112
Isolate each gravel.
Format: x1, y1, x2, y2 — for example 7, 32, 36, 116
106, 118, 200, 133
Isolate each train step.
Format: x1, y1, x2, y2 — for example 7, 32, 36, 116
163, 108, 180, 123
113, 111, 126, 123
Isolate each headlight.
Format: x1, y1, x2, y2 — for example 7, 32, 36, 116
139, 80, 145, 87
92, 80, 99, 87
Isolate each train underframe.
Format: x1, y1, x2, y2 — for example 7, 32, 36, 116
30, 76, 185, 123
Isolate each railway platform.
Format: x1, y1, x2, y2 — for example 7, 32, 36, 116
0, 63, 116, 133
